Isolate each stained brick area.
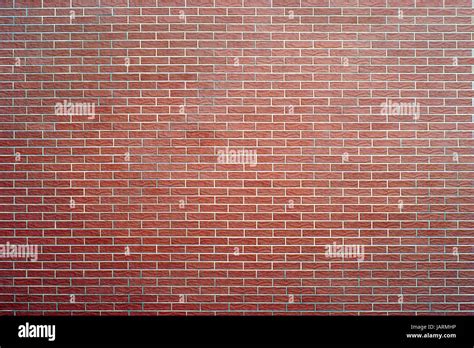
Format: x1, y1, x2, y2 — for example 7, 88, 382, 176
0, 0, 473, 315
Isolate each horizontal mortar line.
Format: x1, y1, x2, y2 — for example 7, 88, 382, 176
4, 283, 469, 286
3, 258, 470, 260
4, 62, 474, 64
38, 249, 467, 251
4, 302, 471, 305
0, 5, 468, 7
2, 49, 431, 53
0, 282, 470, 286
1, 250, 470, 253
3, 279, 468, 281
4, 270, 471, 272
7, 217, 474, 220
4, 303, 471, 305
0, 284, 469, 286
3, 226, 472, 229
3, 308, 457, 310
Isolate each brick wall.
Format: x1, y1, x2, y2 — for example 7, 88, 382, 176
0, 0, 473, 315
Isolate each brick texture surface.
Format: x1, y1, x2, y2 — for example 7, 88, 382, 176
0, 0, 473, 315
